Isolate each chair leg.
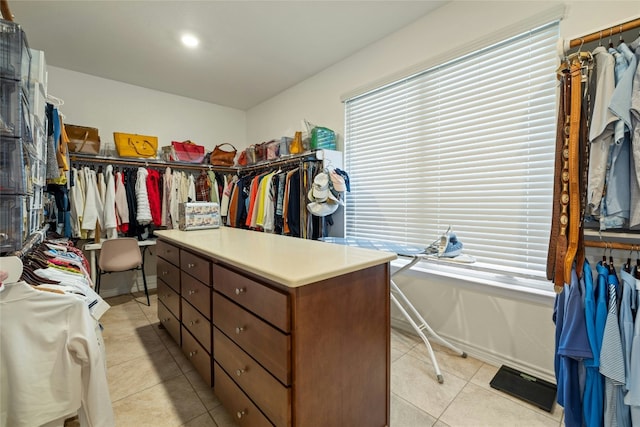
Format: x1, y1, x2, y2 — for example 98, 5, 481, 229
139, 266, 150, 306
95, 270, 101, 294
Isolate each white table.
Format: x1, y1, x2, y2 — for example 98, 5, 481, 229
83, 239, 157, 283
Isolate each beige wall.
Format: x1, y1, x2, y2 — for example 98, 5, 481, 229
47, 66, 247, 154
245, 1, 640, 380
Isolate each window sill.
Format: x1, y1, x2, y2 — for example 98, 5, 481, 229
390, 257, 557, 306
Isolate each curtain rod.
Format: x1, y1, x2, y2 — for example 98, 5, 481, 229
569, 17, 640, 48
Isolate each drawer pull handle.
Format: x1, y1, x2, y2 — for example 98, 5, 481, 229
235, 368, 246, 377
189, 319, 199, 326
187, 263, 195, 268
235, 326, 245, 334
188, 290, 196, 295
188, 350, 197, 358
235, 287, 245, 295
166, 294, 172, 298
162, 271, 168, 276
237, 410, 246, 419
163, 318, 169, 322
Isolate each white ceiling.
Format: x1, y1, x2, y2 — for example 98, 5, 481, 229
9, 1, 446, 110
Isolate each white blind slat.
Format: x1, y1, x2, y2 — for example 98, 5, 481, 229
344, 21, 559, 283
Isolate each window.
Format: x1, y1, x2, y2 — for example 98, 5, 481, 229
344, 21, 559, 286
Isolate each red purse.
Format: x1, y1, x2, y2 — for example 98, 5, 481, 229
171, 140, 206, 163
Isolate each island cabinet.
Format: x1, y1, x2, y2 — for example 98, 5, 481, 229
154, 228, 394, 427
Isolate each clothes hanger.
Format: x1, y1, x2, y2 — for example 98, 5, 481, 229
608, 245, 616, 276
618, 25, 624, 45
608, 28, 615, 49
635, 245, 640, 280
0, 255, 23, 284
624, 246, 632, 274
46, 94, 65, 108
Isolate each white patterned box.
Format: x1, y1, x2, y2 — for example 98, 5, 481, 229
178, 202, 220, 231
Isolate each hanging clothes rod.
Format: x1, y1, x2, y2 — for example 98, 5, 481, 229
8, 224, 50, 258
69, 154, 237, 172
568, 17, 640, 48
584, 240, 640, 251
238, 153, 320, 173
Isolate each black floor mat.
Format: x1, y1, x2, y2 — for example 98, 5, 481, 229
489, 365, 557, 412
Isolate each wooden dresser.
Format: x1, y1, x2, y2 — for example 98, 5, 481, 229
155, 228, 394, 427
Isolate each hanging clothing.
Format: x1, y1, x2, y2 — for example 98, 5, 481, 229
588, 46, 617, 217
146, 168, 162, 227
600, 266, 630, 427
114, 170, 130, 234
135, 168, 152, 225
81, 168, 103, 233
0, 281, 114, 427
169, 171, 182, 229
161, 167, 172, 227
583, 259, 606, 427
69, 168, 85, 238
103, 165, 118, 239
628, 36, 640, 229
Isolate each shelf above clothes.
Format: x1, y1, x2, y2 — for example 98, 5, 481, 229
69, 150, 334, 173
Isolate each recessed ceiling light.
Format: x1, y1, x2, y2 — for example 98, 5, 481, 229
181, 34, 199, 48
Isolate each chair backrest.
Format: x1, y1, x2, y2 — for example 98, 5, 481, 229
98, 238, 142, 272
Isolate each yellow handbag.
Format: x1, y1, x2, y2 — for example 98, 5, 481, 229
113, 132, 158, 158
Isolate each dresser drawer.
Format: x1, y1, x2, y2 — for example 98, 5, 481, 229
213, 293, 290, 385
182, 327, 212, 387
181, 272, 211, 319
214, 362, 273, 427
158, 300, 181, 346
182, 299, 211, 354
158, 280, 180, 320
214, 328, 290, 427
213, 264, 290, 332
156, 240, 180, 266
157, 257, 180, 293
181, 250, 211, 283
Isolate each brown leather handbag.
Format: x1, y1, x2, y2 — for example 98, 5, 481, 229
209, 143, 237, 166
65, 124, 101, 155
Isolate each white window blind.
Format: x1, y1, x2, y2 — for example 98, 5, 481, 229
344, 21, 559, 282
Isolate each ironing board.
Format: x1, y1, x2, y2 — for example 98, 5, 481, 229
322, 237, 467, 383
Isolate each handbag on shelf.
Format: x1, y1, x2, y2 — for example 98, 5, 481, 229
265, 140, 279, 160
113, 132, 158, 158
171, 140, 206, 163
65, 124, 101, 155
289, 131, 303, 154
209, 143, 237, 166
237, 150, 248, 166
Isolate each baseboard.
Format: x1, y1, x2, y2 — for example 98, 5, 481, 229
391, 318, 555, 384
99, 275, 158, 299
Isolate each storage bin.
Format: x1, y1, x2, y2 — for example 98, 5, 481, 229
29, 48, 47, 93
0, 195, 27, 254
0, 137, 28, 194
0, 19, 31, 85
0, 79, 32, 141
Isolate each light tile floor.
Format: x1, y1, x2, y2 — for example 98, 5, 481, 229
96, 292, 564, 427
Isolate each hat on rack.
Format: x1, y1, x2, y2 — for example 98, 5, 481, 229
310, 172, 330, 202
307, 200, 340, 217
330, 170, 346, 193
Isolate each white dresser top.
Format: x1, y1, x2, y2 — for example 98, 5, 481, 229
155, 228, 395, 288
